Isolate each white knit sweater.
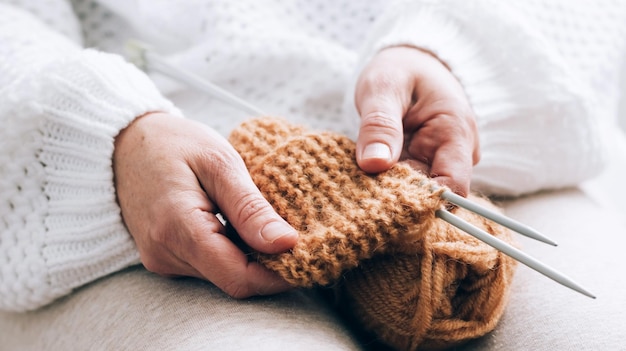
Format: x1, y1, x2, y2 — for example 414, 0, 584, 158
1, 0, 624, 311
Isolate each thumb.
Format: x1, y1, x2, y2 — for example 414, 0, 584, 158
222, 181, 299, 254
208, 153, 298, 254
354, 74, 409, 174
190, 135, 299, 255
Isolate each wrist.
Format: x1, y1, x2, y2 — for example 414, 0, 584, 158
378, 45, 451, 72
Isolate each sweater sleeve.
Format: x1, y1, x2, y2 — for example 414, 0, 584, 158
349, 0, 606, 196
0, 4, 181, 311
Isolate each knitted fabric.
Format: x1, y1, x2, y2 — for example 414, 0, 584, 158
229, 117, 517, 350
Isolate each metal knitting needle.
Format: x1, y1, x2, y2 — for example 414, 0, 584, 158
436, 187, 558, 246
126, 40, 266, 116
436, 210, 595, 299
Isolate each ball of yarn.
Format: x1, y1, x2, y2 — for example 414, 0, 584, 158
229, 117, 517, 350
338, 199, 516, 350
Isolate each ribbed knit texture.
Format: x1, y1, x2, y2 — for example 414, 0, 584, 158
229, 118, 517, 350
0, 4, 180, 311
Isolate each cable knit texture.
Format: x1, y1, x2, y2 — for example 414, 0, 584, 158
0, 0, 624, 311
229, 118, 517, 350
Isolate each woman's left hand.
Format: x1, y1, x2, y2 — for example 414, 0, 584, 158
354, 46, 480, 196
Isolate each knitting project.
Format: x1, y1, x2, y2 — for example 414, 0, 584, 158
228, 118, 517, 350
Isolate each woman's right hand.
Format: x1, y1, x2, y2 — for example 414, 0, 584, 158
113, 112, 298, 298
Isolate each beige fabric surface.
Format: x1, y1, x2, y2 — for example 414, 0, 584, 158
1, 187, 625, 351
0, 267, 362, 350
459, 128, 626, 350
460, 188, 626, 350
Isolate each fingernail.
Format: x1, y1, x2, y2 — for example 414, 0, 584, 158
261, 221, 297, 243
362, 142, 391, 161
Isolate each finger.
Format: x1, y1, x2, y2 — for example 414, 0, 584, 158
139, 207, 226, 279
354, 66, 411, 173
356, 110, 404, 173
190, 136, 298, 255
428, 141, 475, 197
404, 119, 474, 196
187, 223, 293, 298
220, 180, 299, 254
174, 208, 292, 297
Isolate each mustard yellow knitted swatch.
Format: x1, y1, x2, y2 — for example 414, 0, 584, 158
229, 117, 517, 351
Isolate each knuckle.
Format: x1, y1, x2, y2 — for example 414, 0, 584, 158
138, 217, 187, 276
432, 111, 476, 143
428, 96, 475, 124
361, 111, 402, 135
222, 279, 252, 299
146, 212, 178, 247
356, 69, 407, 103
360, 69, 397, 92
408, 134, 436, 155
191, 141, 245, 186
212, 147, 242, 169
232, 191, 271, 227
141, 254, 167, 275
473, 148, 482, 165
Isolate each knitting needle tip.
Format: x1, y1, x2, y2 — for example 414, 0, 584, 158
438, 189, 558, 246
436, 210, 595, 299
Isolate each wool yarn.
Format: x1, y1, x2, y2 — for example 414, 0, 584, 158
228, 117, 517, 350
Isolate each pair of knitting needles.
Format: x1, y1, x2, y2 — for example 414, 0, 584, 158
126, 41, 595, 299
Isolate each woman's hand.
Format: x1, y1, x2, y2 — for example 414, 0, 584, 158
113, 112, 298, 298
354, 46, 480, 196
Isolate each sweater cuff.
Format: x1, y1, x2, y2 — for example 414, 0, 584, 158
29, 49, 180, 309
352, 0, 606, 196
